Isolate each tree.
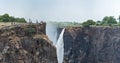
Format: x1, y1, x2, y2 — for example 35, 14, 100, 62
102, 16, 117, 25
82, 20, 96, 27
19, 18, 26, 22
0, 13, 27, 23
9, 16, 15, 22
96, 21, 101, 26
118, 15, 120, 23
15, 18, 26, 23
1, 14, 10, 22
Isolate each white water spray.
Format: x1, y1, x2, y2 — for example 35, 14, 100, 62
46, 23, 58, 45
46, 23, 65, 63
56, 28, 65, 63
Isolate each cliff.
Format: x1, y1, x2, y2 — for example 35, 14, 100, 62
63, 27, 120, 63
0, 23, 57, 63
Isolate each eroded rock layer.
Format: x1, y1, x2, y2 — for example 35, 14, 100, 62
0, 23, 57, 63
63, 27, 120, 63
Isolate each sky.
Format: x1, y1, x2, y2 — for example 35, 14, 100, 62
0, 0, 120, 22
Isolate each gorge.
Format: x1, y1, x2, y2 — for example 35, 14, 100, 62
46, 23, 120, 63
0, 22, 120, 63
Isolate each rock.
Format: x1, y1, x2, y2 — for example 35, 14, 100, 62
63, 27, 120, 63
0, 53, 3, 60
0, 23, 57, 63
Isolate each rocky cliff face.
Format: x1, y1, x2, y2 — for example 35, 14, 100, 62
63, 27, 120, 63
0, 23, 57, 63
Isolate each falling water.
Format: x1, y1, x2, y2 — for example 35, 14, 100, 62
46, 23, 65, 63
56, 28, 65, 63
46, 23, 58, 45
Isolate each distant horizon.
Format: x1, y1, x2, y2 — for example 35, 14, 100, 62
1, 0, 120, 22
0, 13, 119, 23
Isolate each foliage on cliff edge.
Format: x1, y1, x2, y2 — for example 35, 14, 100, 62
0, 13, 26, 23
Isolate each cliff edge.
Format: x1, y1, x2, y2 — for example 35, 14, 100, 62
63, 27, 120, 63
0, 23, 57, 63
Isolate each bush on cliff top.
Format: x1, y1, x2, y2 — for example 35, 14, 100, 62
82, 20, 96, 27
101, 16, 117, 25
0, 13, 27, 23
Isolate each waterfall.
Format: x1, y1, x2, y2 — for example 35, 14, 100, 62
46, 23, 58, 45
46, 23, 65, 63
56, 28, 65, 63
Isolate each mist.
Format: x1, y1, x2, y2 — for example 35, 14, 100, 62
46, 23, 58, 45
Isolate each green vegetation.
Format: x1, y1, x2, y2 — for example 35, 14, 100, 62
1, 13, 120, 27
25, 27, 35, 36
47, 15, 120, 27
101, 16, 117, 26
0, 13, 26, 23
82, 16, 118, 27
118, 15, 120, 23
82, 20, 96, 27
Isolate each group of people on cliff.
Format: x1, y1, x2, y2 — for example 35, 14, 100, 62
28, 19, 45, 25
11, 19, 45, 25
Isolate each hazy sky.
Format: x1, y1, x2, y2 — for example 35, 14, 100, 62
0, 0, 120, 22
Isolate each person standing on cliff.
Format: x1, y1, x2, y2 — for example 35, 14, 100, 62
29, 19, 32, 25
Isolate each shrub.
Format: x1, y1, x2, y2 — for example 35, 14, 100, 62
25, 27, 35, 36
82, 20, 96, 27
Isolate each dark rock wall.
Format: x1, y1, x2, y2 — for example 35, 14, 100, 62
0, 23, 57, 63
63, 27, 120, 63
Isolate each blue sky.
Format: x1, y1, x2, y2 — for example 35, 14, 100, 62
0, 0, 120, 22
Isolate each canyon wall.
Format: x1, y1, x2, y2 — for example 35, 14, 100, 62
63, 27, 120, 63
0, 23, 57, 63
1, 23, 120, 63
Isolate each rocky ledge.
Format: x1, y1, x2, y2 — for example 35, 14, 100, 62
0, 23, 57, 63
